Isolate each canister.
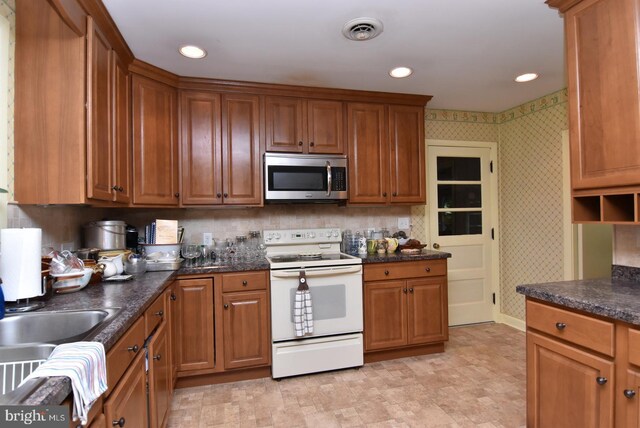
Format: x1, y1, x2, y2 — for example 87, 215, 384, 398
83, 220, 126, 250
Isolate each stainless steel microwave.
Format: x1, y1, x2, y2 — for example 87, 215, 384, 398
264, 153, 348, 202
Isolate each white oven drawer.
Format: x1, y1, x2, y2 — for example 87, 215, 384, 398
272, 333, 363, 379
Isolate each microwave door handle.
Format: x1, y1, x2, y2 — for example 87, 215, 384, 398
326, 161, 332, 197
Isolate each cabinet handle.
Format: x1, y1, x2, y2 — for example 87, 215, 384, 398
174, 192, 180, 198
170, 293, 176, 301
409, 288, 414, 293
127, 344, 138, 353
112, 185, 119, 191
382, 192, 387, 197
153, 354, 161, 361
392, 192, 397, 197
223, 193, 228, 198
242, 280, 248, 286
624, 389, 637, 399
596, 376, 607, 385
310, 142, 315, 147
425, 267, 431, 272
384, 270, 389, 276
224, 304, 229, 309
154, 310, 164, 317
118, 186, 124, 192
216, 193, 222, 198
298, 141, 303, 146
112, 417, 125, 427
403, 288, 408, 294
555, 322, 566, 331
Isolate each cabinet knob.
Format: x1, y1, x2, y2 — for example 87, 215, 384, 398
425, 267, 431, 272
224, 304, 229, 309
223, 193, 228, 198
127, 344, 138, 353
382, 192, 387, 197
112, 185, 119, 191
242, 280, 248, 286
409, 288, 414, 293
118, 186, 124, 192
216, 193, 222, 198
310, 142, 315, 147
596, 376, 607, 385
112, 417, 125, 427
392, 192, 397, 197
170, 293, 176, 301
624, 389, 637, 399
403, 288, 408, 294
155, 310, 164, 317
298, 141, 303, 146
153, 354, 161, 361
555, 322, 567, 331
384, 270, 389, 276
174, 192, 180, 198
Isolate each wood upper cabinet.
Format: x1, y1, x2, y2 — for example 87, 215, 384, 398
526, 331, 614, 428
174, 278, 214, 372
103, 352, 148, 428
180, 91, 223, 205
388, 105, 426, 204
112, 52, 131, 204
265, 97, 344, 154
132, 74, 180, 205
148, 321, 171, 428
347, 103, 388, 204
221, 94, 263, 205
222, 290, 270, 369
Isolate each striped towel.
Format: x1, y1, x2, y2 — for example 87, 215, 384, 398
294, 271, 313, 337
20, 342, 108, 425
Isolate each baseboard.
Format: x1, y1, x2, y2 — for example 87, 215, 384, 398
498, 313, 526, 331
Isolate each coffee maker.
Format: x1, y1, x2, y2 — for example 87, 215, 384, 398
0, 228, 46, 312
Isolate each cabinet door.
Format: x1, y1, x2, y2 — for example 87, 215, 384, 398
565, 0, 640, 190
307, 100, 344, 154
112, 51, 131, 204
407, 277, 448, 345
265, 96, 304, 153
86, 17, 113, 202
175, 278, 214, 371
103, 353, 148, 428
388, 105, 425, 204
132, 74, 179, 205
221, 94, 262, 205
180, 91, 223, 205
623, 369, 640, 427
222, 291, 270, 369
364, 280, 407, 351
347, 103, 388, 204
527, 331, 614, 428
169, 285, 179, 388
148, 321, 171, 428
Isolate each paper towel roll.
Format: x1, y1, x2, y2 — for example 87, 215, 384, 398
0, 228, 43, 301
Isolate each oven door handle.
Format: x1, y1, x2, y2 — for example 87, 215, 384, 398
271, 265, 362, 278
326, 161, 332, 197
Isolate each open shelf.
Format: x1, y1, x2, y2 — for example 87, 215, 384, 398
572, 196, 601, 222
602, 194, 635, 222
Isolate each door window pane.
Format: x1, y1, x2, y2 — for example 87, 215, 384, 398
438, 184, 482, 208
438, 212, 483, 236
437, 157, 481, 181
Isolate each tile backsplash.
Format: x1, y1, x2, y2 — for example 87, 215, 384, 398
7, 203, 415, 249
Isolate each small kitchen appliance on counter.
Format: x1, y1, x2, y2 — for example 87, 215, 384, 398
0, 228, 46, 312
264, 228, 363, 378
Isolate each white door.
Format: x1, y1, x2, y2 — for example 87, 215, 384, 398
428, 146, 495, 326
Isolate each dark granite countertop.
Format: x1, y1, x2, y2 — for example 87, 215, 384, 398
176, 258, 269, 276
359, 249, 451, 263
516, 269, 640, 326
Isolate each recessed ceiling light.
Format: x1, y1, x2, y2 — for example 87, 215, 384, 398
515, 73, 539, 83
389, 67, 413, 78
179, 45, 207, 59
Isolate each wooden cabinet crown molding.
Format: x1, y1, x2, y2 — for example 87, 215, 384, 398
546, 0, 585, 12
79, 0, 134, 64
130, 59, 181, 88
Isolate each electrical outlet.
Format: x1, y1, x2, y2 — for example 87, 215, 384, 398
203, 233, 213, 246
398, 217, 411, 230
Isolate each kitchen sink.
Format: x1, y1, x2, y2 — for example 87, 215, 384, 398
0, 344, 56, 403
0, 308, 120, 346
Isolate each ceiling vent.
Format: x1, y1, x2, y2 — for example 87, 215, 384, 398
342, 17, 384, 41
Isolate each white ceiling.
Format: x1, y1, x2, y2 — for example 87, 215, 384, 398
103, 0, 565, 112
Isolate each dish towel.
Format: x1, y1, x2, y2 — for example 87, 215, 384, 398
20, 342, 108, 425
294, 271, 313, 337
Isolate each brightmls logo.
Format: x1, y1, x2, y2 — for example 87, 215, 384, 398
1, 406, 67, 427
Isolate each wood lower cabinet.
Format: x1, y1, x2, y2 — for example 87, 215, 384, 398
526, 331, 614, 428
148, 321, 171, 428
265, 96, 344, 154
103, 352, 148, 428
222, 291, 270, 369
363, 260, 448, 360
132, 74, 180, 205
174, 278, 214, 371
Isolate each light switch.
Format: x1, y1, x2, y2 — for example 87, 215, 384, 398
203, 233, 213, 246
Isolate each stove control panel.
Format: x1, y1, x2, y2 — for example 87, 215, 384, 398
263, 228, 341, 245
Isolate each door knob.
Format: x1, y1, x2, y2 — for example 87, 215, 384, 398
433, 243, 440, 249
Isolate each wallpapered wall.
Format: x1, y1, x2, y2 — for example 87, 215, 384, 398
423, 89, 569, 321
0, 0, 14, 228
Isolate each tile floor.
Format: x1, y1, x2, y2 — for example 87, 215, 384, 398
168, 323, 526, 428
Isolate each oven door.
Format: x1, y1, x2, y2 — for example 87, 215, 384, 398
270, 265, 362, 342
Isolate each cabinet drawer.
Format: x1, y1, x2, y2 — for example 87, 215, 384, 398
145, 293, 166, 337
106, 316, 145, 395
222, 271, 267, 293
526, 300, 614, 357
364, 260, 446, 282
628, 327, 640, 367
